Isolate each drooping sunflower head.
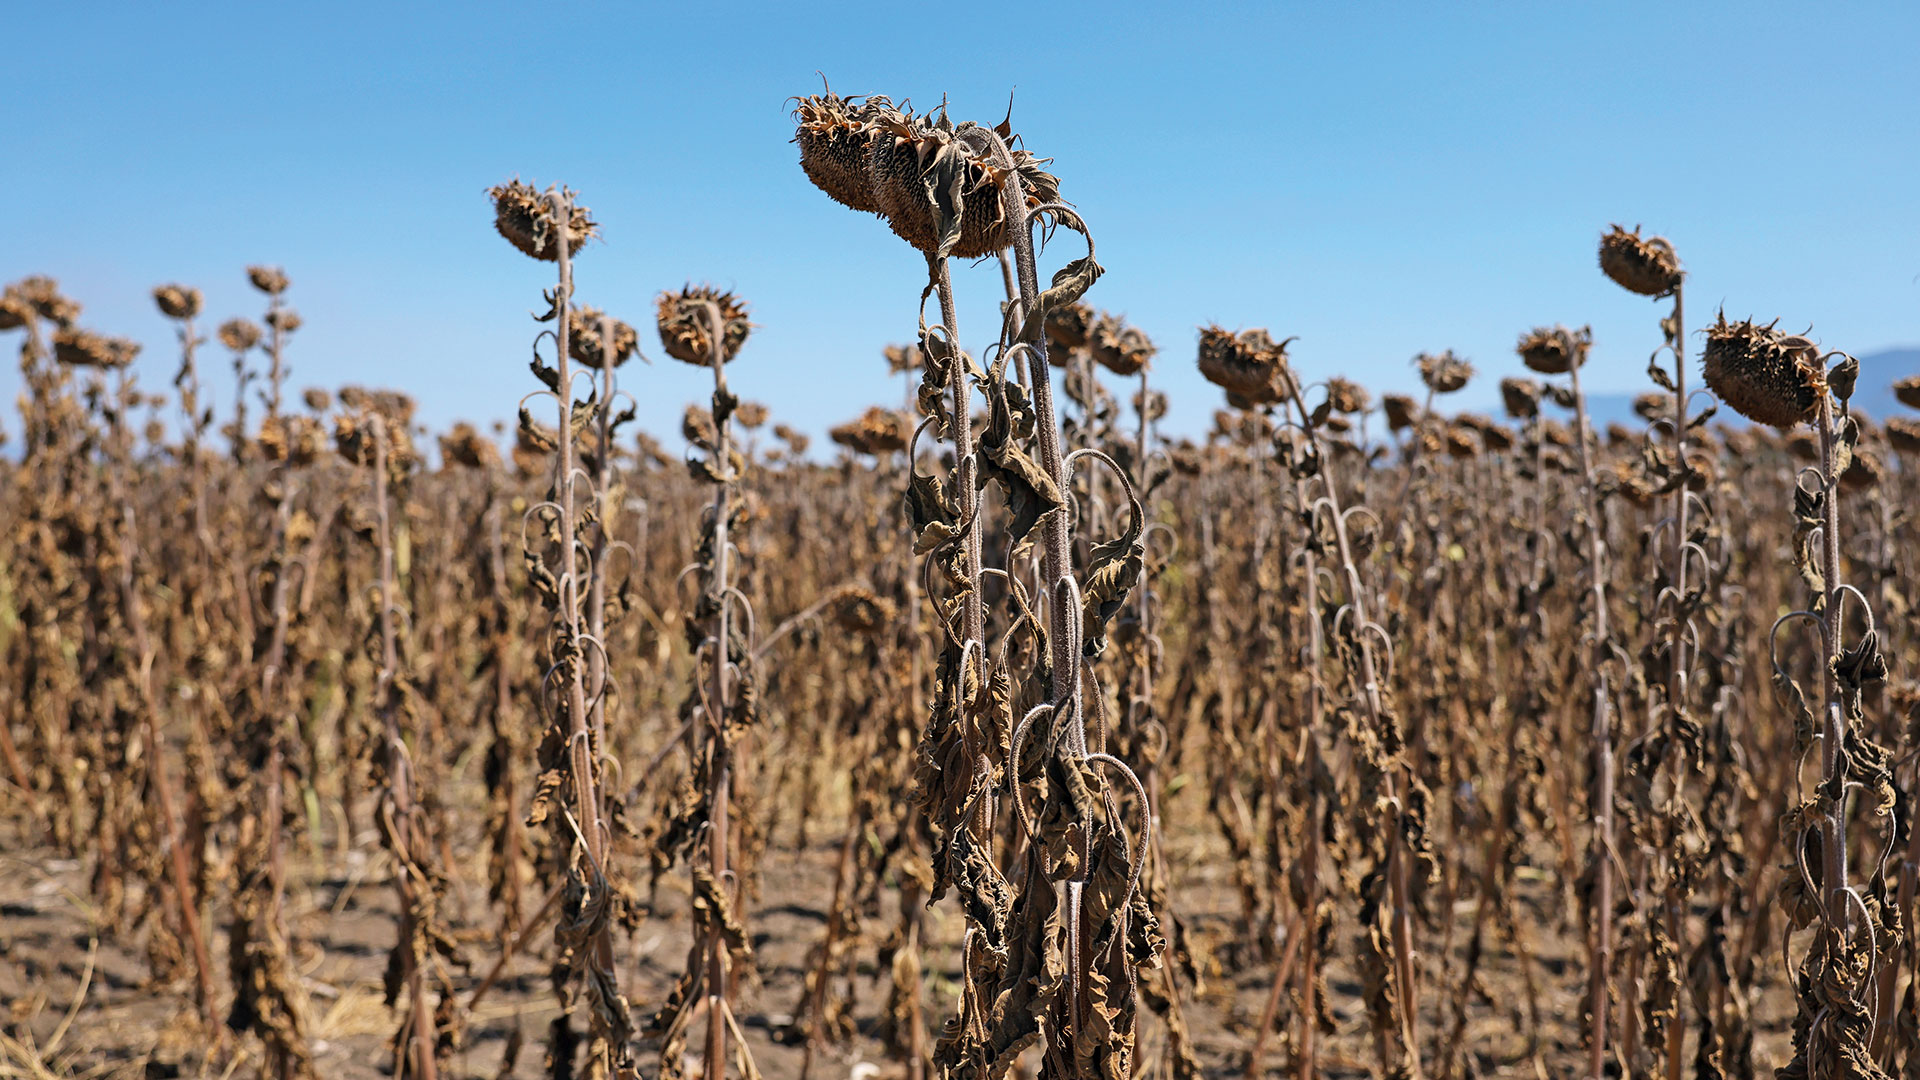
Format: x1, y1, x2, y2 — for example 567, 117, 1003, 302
1700, 312, 1826, 428
656, 285, 752, 366
1598, 224, 1682, 298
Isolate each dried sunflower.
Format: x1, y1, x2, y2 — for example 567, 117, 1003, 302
1598, 224, 1682, 298
1516, 324, 1590, 375
257, 415, 326, 467
53, 326, 139, 369
0, 291, 28, 331
1133, 388, 1167, 422
1886, 416, 1920, 453
439, 421, 500, 470
1701, 313, 1826, 428
153, 284, 202, 321
831, 586, 897, 637
1197, 326, 1294, 404
1839, 446, 1885, 492
1383, 393, 1419, 432
1415, 350, 1473, 394
1324, 376, 1372, 414
829, 406, 909, 457
883, 343, 918, 375
246, 266, 289, 295
489, 179, 596, 262
568, 306, 640, 369
735, 402, 770, 429
1045, 302, 1095, 355
1499, 377, 1540, 420
12, 277, 81, 326
1894, 376, 1920, 410
866, 106, 1063, 259
657, 285, 752, 366
1088, 314, 1154, 376
219, 318, 262, 352
792, 89, 895, 214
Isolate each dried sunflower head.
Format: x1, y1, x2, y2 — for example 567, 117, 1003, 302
1886, 416, 1920, 453
1483, 423, 1516, 452
257, 415, 326, 467
1599, 224, 1682, 298
1701, 313, 1826, 428
735, 401, 770, 429
1415, 350, 1473, 394
0, 291, 29, 331
1045, 302, 1095, 355
1445, 423, 1481, 458
489, 179, 596, 262
302, 387, 332, 412
12, 277, 81, 326
1383, 393, 1420, 432
334, 408, 416, 476
247, 266, 289, 295
152, 284, 203, 321
265, 308, 302, 334
866, 105, 1064, 259
439, 421, 500, 470
1894, 375, 1920, 410
1500, 377, 1541, 419
1197, 326, 1294, 404
774, 424, 811, 456
1633, 392, 1668, 422
1324, 376, 1372, 414
218, 318, 261, 352
53, 326, 139, 369
1088, 314, 1154, 377
829, 406, 909, 457
1516, 324, 1591, 375
682, 404, 718, 450
1840, 446, 1885, 492
831, 586, 897, 637
792, 88, 894, 214
568, 306, 639, 369
1133, 388, 1167, 422
657, 285, 751, 366
883, 343, 918, 375
1540, 419, 1574, 447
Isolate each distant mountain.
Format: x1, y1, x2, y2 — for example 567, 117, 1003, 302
1558, 346, 1917, 431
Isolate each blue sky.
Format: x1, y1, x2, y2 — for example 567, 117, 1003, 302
6, 2, 1916, 452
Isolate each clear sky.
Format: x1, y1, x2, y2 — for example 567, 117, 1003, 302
6, 2, 1916, 452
